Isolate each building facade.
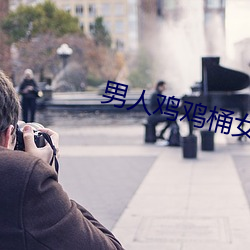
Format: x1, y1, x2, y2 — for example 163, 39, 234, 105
10, 0, 138, 51
51, 0, 138, 51
138, 0, 226, 55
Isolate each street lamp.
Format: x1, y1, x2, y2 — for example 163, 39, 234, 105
56, 43, 73, 68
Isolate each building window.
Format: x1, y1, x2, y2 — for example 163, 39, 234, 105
76, 5, 84, 16
115, 3, 124, 16
116, 39, 124, 51
89, 22, 95, 33
115, 20, 124, 33
80, 22, 84, 32
102, 3, 111, 16
89, 4, 96, 17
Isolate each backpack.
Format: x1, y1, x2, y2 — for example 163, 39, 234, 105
168, 123, 181, 146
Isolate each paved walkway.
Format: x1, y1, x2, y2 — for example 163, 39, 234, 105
111, 133, 250, 250
46, 116, 250, 250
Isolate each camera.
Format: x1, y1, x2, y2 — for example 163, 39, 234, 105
14, 122, 46, 151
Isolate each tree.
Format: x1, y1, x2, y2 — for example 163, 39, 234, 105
13, 33, 122, 90
1, 0, 80, 42
91, 17, 112, 47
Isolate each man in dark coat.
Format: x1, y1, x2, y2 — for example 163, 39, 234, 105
148, 80, 175, 140
0, 70, 124, 249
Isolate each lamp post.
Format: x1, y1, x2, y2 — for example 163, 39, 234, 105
56, 43, 73, 68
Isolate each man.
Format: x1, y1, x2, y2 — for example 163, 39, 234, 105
148, 80, 175, 140
0, 71, 124, 249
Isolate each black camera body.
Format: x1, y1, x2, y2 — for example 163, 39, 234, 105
14, 123, 46, 151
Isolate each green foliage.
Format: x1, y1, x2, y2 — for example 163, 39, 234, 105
92, 17, 111, 47
128, 50, 153, 89
1, 0, 80, 42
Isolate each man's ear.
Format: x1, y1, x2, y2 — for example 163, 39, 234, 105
2, 125, 15, 149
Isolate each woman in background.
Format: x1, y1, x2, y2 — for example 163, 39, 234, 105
19, 69, 39, 123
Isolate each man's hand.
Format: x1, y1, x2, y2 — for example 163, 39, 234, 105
23, 125, 59, 165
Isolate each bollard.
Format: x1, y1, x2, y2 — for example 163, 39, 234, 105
200, 130, 214, 151
144, 123, 156, 143
182, 135, 197, 159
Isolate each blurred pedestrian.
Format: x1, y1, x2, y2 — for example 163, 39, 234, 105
19, 69, 39, 122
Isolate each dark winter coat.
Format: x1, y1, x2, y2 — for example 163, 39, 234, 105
0, 147, 124, 250
19, 79, 38, 99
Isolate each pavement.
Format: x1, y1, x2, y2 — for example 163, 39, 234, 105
37, 110, 250, 250
112, 134, 250, 250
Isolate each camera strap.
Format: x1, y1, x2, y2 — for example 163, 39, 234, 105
40, 132, 59, 174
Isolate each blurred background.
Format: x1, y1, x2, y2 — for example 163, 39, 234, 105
0, 0, 250, 96
2, 2, 250, 247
